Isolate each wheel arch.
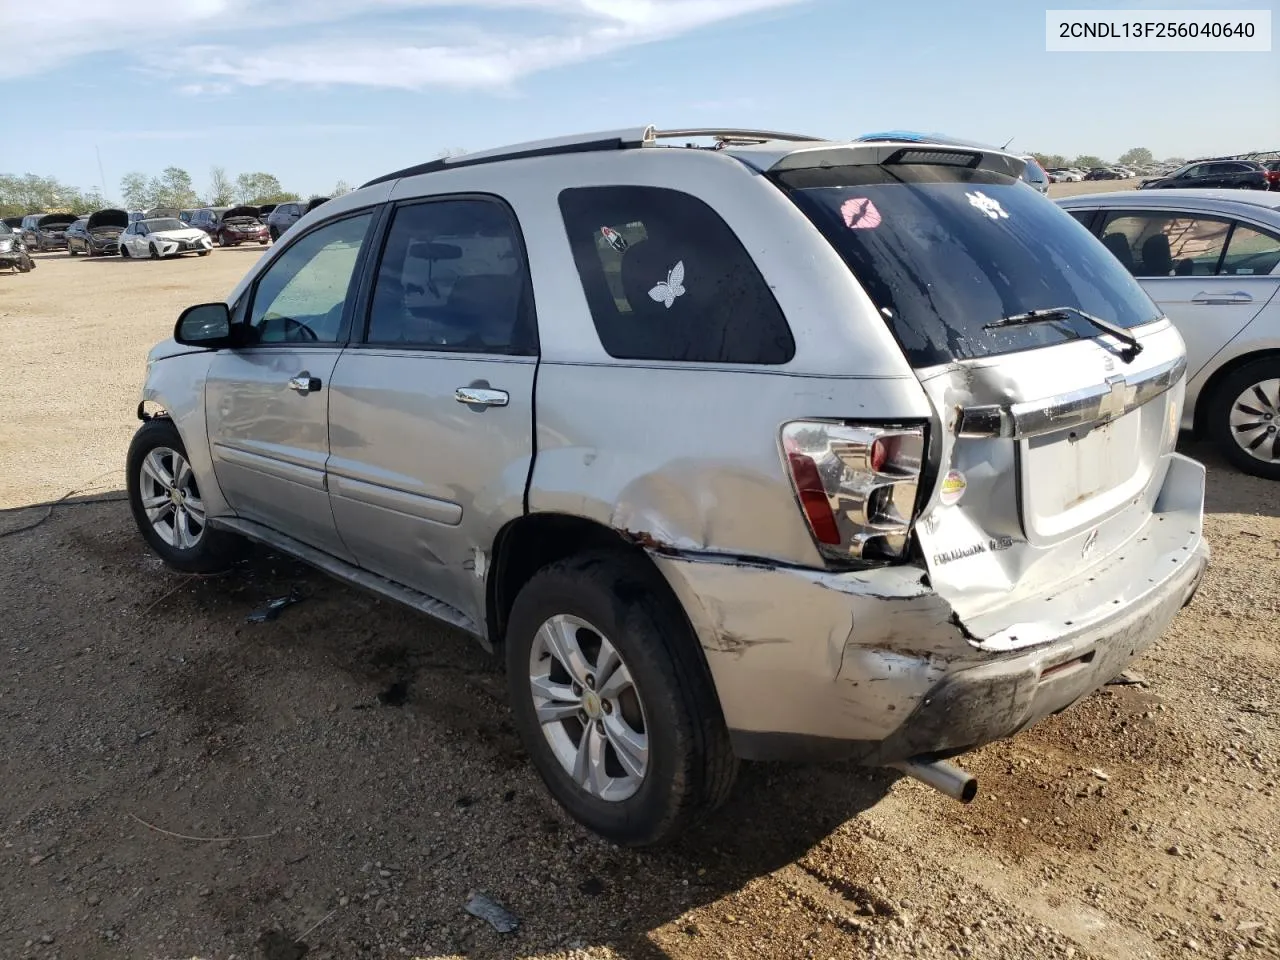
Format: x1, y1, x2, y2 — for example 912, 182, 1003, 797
1193, 348, 1280, 437
487, 512, 640, 648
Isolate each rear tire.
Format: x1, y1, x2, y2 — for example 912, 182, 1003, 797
505, 550, 737, 846
269, 226, 279, 242
120, 245, 130, 259
1206, 357, 1280, 481
126, 418, 245, 573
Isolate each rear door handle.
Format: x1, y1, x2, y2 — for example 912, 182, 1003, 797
1191, 291, 1253, 305
288, 373, 322, 394
455, 387, 509, 407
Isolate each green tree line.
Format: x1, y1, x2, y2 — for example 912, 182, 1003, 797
1, 166, 351, 219
1027, 147, 1187, 170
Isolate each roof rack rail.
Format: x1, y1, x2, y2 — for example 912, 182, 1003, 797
649, 127, 825, 144
360, 125, 827, 187
361, 127, 653, 188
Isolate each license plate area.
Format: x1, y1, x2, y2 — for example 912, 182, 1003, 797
1019, 407, 1151, 543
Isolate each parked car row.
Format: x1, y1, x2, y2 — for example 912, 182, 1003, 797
5, 196, 336, 265
129, 126, 1216, 847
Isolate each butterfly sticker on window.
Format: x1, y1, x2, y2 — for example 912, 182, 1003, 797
648, 260, 686, 309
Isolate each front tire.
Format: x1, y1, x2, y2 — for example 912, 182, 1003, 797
197, 250, 210, 257
126, 419, 245, 573
1207, 358, 1280, 481
505, 550, 737, 846
149, 243, 160, 260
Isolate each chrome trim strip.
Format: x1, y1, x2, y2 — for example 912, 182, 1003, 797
956, 355, 1187, 439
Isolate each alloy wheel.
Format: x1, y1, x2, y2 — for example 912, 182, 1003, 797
1229, 378, 1280, 464
137, 447, 206, 549
528, 614, 649, 802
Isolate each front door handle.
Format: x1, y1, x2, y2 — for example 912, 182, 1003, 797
1191, 291, 1253, 305
288, 373, 322, 395
455, 386, 509, 407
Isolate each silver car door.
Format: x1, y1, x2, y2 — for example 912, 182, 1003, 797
204, 210, 376, 560
327, 196, 537, 626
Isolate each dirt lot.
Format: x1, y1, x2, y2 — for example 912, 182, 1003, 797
1, 232, 1277, 960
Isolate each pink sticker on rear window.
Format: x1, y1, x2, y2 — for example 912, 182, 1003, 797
841, 197, 882, 230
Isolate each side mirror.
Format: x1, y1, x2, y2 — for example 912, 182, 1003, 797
174, 302, 233, 347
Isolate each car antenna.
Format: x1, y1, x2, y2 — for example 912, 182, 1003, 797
1000, 136, 1015, 150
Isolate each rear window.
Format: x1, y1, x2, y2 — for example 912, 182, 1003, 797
558, 186, 795, 364
774, 164, 1163, 367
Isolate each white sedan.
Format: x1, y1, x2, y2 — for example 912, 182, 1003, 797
118, 218, 212, 259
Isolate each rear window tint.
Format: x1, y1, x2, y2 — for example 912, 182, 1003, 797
558, 186, 795, 364
774, 164, 1163, 367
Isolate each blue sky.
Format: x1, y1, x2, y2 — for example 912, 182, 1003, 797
4, 0, 1276, 201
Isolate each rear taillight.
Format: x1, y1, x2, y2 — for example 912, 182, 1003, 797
781, 421, 926, 564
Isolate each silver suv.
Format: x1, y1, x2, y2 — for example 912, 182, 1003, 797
128, 126, 1210, 846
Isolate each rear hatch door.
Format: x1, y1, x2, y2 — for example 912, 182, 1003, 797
769, 148, 1187, 635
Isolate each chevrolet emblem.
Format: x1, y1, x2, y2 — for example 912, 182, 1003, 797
1097, 375, 1127, 422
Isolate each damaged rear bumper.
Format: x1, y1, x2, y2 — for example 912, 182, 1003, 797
651, 454, 1209, 765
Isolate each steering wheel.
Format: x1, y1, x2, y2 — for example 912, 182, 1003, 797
283, 317, 318, 342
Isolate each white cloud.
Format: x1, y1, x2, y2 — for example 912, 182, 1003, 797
0, 0, 807, 89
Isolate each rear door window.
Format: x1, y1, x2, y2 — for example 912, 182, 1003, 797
1220, 224, 1280, 276
1097, 212, 1231, 276
774, 164, 1161, 367
363, 197, 536, 354
558, 185, 794, 364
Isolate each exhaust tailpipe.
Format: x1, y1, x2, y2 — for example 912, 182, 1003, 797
889, 757, 978, 803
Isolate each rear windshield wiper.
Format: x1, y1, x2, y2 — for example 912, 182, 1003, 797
985, 306, 1144, 363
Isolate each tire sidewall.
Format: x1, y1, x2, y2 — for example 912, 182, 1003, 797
505, 560, 696, 845
1208, 359, 1280, 480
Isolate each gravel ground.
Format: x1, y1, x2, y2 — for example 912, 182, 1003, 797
1, 242, 1277, 960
